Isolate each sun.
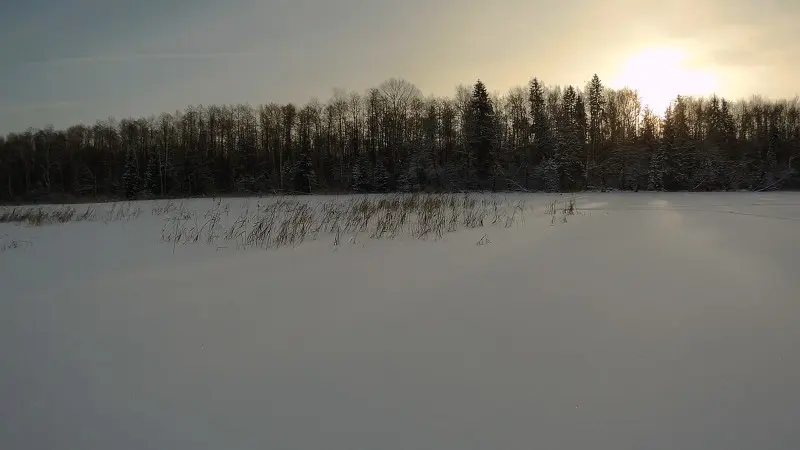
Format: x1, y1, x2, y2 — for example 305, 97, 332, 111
609, 47, 718, 116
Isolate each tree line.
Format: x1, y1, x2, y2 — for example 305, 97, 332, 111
1, 74, 798, 203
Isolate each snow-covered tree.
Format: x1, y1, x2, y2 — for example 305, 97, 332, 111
293, 152, 317, 193
352, 154, 372, 192
373, 158, 389, 192
143, 153, 159, 196
467, 80, 497, 188
648, 145, 667, 191
122, 149, 140, 199
543, 157, 560, 192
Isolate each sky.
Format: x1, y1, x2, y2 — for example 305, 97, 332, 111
1, 0, 798, 134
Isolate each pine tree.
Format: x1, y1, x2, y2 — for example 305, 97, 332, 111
586, 74, 605, 186
397, 160, 413, 192
438, 161, 461, 191
352, 153, 372, 192
122, 149, 140, 199
398, 156, 423, 192
639, 107, 659, 191
373, 158, 389, 192
529, 78, 553, 182
556, 86, 583, 190
185, 146, 214, 195
467, 80, 497, 188
648, 145, 666, 191
143, 153, 159, 196
351, 161, 363, 192
543, 157, 560, 192
574, 94, 588, 151
293, 152, 317, 194
763, 142, 779, 189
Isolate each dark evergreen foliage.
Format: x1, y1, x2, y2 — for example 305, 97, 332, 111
1, 75, 798, 203
122, 149, 140, 199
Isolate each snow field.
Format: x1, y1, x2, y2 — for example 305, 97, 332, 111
2, 192, 799, 450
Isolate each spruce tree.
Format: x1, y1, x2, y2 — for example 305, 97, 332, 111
397, 160, 413, 192
574, 94, 588, 150
648, 145, 667, 191
373, 158, 389, 192
467, 80, 497, 188
122, 149, 140, 199
293, 152, 317, 194
543, 157, 560, 192
143, 153, 159, 196
351, 159, 363, 192
352, 154, 372, 192
398, 156, 423, 192
556, 86, 583, 190
529, 78, 553, 181
586, 74, 605, 186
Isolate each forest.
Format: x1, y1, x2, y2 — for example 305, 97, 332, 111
1, 74, 798, 203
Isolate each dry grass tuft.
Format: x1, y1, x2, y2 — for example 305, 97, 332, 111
1, 205, 83, 226
0, 202, 146, 227
2, 193, 581, 252
0, 234, 32, 252
545, 195, 579, 225
160, 193, 550, 251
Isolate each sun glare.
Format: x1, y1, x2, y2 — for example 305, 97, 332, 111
610, 47, 717, 116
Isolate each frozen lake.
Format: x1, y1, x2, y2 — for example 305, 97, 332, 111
2, 192, 799, 450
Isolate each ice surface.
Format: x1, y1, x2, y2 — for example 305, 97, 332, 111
2, 192, 800, 450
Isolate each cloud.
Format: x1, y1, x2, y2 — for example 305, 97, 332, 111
0, 101, 81, 112
705, 20, 798, 69
14, 51, 264, 67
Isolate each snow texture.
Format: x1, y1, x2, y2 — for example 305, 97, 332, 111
2, 192, 800, 450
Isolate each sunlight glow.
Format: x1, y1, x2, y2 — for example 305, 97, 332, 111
610, 47, 718, 116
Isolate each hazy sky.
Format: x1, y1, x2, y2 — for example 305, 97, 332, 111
1, 0, 798, 133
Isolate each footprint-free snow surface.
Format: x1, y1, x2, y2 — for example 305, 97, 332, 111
2, 192, 799, 450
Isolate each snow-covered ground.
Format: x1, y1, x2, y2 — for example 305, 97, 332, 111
2, 192, 799, 450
